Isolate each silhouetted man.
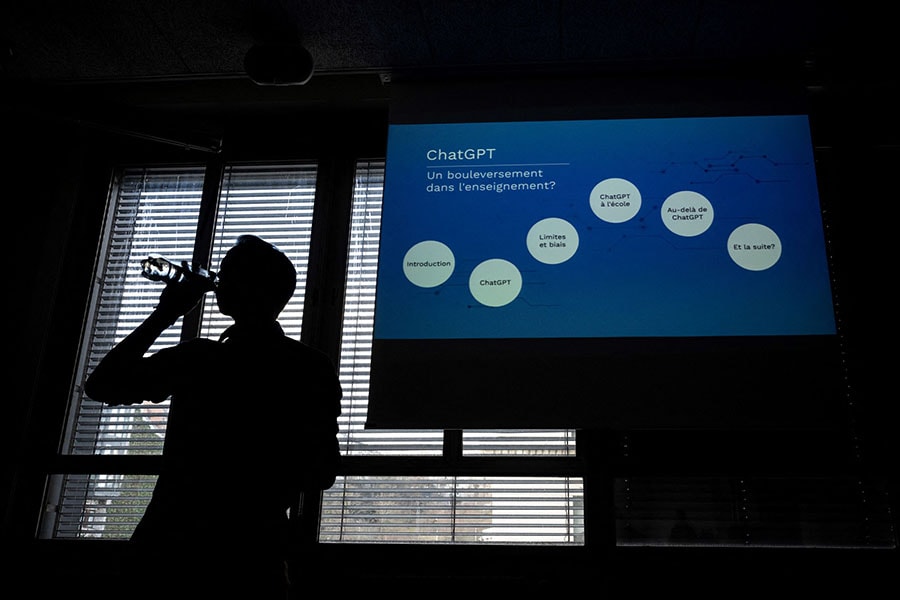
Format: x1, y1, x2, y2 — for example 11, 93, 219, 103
85, 234, 342, 598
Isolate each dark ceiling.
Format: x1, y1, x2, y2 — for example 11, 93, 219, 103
2, 1, 898, 151
1, 1, 889, 85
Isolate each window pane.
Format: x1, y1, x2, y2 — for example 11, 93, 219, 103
462, 430, 577, 456
46, 163, 319, 539
48, 473, 157, 539
47, 158, 584, 544
336, 160, 443, 456
320, 476, 584, 544
321, 161, 584, 545
335, 161, 577, 457
62, 166, 206, 458
200, 163, 318, 341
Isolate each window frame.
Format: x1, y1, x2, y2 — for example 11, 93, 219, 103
36, 138, 587, 546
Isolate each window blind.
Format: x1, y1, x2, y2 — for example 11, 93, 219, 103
47, 163, 320, 538
334, 160, 444, 456
47, 167, 206, 539
48, 160, 582, 543
320, 160, 584, 544
64, 166, 207, 458
41, 159, 891, 549
200, 163, 319, 341
320, 476, 584, 544
334, 161, 577, 459
616, 476, 896, 548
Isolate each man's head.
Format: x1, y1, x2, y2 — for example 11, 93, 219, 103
215, 235, 296, 322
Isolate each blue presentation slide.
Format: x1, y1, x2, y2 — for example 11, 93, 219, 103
374, 115, 837, 340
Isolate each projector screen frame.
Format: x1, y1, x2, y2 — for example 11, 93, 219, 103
364, 74, 848, 431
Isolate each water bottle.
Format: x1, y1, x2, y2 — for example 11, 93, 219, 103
140, 254, 217, 290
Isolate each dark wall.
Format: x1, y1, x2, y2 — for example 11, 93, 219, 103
6, 111, 106, 539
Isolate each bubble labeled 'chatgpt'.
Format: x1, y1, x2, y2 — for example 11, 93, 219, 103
469, 258, 522, 307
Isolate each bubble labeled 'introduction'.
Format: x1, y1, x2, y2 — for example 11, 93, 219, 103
403, 240, 455, 287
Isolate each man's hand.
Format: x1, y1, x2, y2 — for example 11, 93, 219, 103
156, 261, 213, 318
